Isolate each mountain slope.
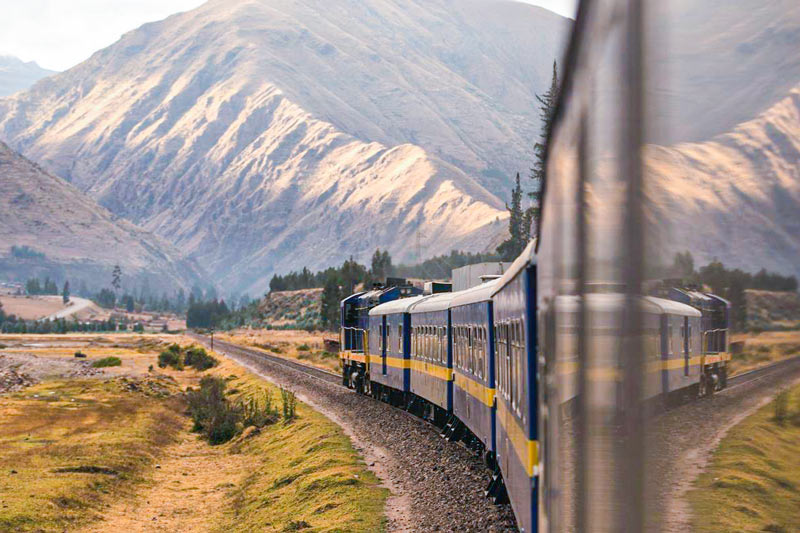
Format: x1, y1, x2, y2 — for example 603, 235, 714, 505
648, 0, 800, 144
0, 56, 55, 97
647, 85, 800, 280
0, 0, 567, 293
0, 141, 206, 292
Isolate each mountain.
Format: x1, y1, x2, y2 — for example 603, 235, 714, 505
0, 141, 206, 293
0, 56, 55, 97
647, 85, 800, 280
0, 0, 569, 293
647, 0, 800, 144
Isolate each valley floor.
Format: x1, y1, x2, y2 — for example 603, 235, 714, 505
0, 334, 386, 532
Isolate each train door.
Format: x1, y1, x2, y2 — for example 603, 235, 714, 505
382, 317, 388, 375
683, 316, 689, 376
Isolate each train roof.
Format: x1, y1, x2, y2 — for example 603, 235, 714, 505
369, 295, 427, 316
409, 292, 458, 314
491, 239, 537, 297
340, 291, 367, 306
450, 279, 500, 308
553, 293, 701, 317
644, 296, 701, 317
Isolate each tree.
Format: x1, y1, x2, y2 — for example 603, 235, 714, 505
111, 265, 122, 297
671, 251, 695, 280
25, 278, 42, 295
62, 281, 70, 304
497, 173, 530, 261
530, 60, 560, 233
320, 275, 342, 331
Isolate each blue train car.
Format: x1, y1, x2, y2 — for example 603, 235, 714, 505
408, 292, 457, 423
368, 296, 425, 400
491, 242, 538, 533
340, 287, 402, 391
450, 279, 499, 459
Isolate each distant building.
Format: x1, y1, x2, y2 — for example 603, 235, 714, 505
452, 262, 513, 291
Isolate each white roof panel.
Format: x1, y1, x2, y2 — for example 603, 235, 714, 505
369, 296, 427, 316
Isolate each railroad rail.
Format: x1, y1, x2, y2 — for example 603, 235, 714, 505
725, 353, 800, 391
186, 332, 342, 386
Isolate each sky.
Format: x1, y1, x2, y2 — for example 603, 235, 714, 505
0, 0, 578, 72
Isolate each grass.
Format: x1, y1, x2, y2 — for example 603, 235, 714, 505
218, 330, 341, 373
91, 356, 122, 368
729, 330, 800, 376
689, 384, 800, 532
0, 377, 183, 532
207, 362, 387, 533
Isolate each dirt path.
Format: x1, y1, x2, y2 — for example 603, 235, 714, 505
79, 421, 250, 533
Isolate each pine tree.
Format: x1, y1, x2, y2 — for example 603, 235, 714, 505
320, 275, 342, 330
111, 265, 122, 296
497, 173, 530, 261
530, 60, 560, 232
62, 281, 70, 304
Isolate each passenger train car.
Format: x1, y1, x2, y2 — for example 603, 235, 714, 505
338, 244, 730, 532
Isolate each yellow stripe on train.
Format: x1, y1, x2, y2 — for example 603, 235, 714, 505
410, 359, 453, 381
453, 371, 495, 407
497, 399, 538, 478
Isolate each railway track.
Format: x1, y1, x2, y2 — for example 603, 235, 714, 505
186, 332, 342, 386
188, 330, 800, 407
725, 353, 800, 391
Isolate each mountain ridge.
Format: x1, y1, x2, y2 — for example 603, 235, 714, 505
0, 0, 567, 293
0, 141, 207, 293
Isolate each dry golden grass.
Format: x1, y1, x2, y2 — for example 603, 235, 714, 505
0, 377, 184, 531
729, 330, 800, 376
219, 329, 341, 373
0, 333, 386, 532
0, 295, 66, 320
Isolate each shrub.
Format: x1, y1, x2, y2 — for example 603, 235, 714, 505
186, 378, 278, 444
281, 387, 297, 422
184, 346, 218, 371
240, 390, 279, 428
774, 389, 790, 424
92, 356, 122, 368
297, 344, 311, 351
74, 351, 87, 358
158, 349, 183, 369
187, 377, 236, 444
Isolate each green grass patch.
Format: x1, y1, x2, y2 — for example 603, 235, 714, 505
91, 356, 122, 368
689, 384, 800, 532
0, 377, 183, 531
210, 371, 386, 533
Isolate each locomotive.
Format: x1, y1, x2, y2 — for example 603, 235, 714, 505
338, 242, 731, 533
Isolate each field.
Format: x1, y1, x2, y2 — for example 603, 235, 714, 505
218, 329, 341, 373
0, 334, 385, 532
0, 295, 69, 320
729, 330, 800, 376
689, 384, 800, 532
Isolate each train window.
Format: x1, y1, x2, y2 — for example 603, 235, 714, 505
398, 325, 403, 353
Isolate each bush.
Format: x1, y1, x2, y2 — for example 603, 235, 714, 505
158, 349, 183, 370
186, 378, 279, 445
240, 390, 279, 428
297, 344, 310, 352
775, 389, 791, 424
74, 351, 86, 358
92, 356, 122, 368
184, 346, 218, 371
0, 343, 7, 350
281, 387, 297, 422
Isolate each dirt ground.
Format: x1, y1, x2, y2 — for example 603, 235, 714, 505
78, 424, 251, 533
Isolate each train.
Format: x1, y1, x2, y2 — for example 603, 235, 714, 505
339, 241, 731, 533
